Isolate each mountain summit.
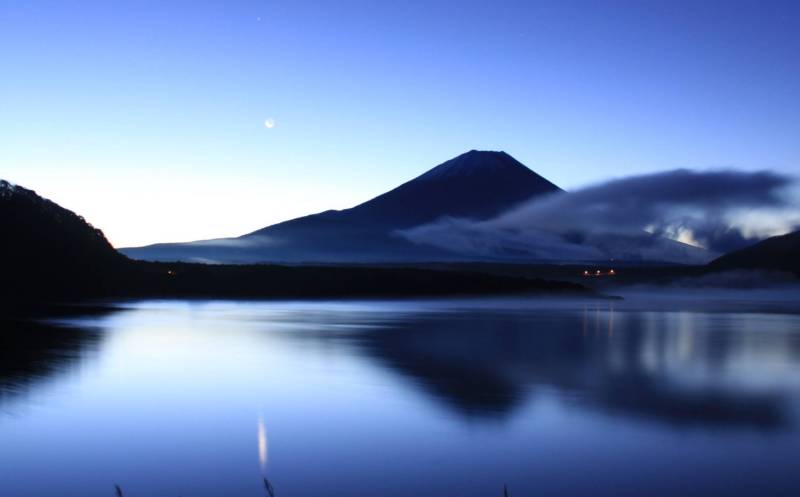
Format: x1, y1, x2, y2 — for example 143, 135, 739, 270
251, 150, 560, 234
122, 151, 561, 263
331, 150, 561, 229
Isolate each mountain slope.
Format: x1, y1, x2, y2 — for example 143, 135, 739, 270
709, 230, 800, 275
276, 149, 561, 230
0, 178, 589, 310
122, 150, 562, 263
0, 180, 127, 302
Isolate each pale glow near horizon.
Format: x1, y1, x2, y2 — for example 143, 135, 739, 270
8, 164, 798, 249
5, 169, 363, 248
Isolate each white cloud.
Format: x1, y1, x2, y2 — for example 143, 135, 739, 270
398, 169, 797, 262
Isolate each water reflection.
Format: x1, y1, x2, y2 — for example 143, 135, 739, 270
258, 415, 268, 473
2, 298, 800, 497
0, 319, 101, 405
288, 303, 800, 430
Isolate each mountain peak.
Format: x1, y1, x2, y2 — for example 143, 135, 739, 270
343, 150, 561, 228
122, 151, 563, 263
417, 150, 524, 181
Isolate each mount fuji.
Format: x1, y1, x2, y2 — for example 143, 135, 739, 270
120, 151, 562, 263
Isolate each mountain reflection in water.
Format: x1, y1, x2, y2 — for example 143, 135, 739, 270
0, 319, 102, 403
2, 296, 800, 497
284, 302, 800, 430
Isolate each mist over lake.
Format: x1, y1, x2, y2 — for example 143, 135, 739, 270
3, 293, 800, 497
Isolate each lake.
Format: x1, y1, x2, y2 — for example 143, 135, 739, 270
2, 291, 800, 497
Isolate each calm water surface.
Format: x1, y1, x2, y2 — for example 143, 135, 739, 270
2, 292, 800, 497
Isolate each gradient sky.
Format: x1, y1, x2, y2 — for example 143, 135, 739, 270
2, 0, 799, 247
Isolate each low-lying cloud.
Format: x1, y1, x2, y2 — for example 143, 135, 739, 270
398, 169, 797, 263
190, 234, 281, 249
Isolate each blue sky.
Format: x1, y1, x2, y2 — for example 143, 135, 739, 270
2, 0, 798, 247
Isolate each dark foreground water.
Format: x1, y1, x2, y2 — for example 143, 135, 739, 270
2, 292, 800, 497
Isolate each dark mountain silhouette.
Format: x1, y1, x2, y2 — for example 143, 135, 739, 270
0, 180, 122, 264
316, 149, 560, 228
710, 230, 800, 276
0, 180, 127, 304
0, 178, 586, 312
121, 150, 562, 263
